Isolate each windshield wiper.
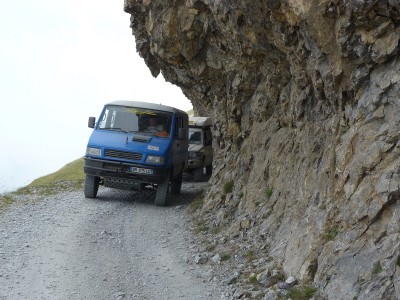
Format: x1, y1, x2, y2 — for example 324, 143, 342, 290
99, 127, 128, 133
100, 128, 153, 135
129, 130, 147, 134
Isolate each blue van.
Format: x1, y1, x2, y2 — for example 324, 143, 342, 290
83, 100, 189, 206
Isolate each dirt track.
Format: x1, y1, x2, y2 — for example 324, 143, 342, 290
0, 182, 223, 300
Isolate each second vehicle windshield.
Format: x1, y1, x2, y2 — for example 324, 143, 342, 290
188, 128, 202, 145
98, 105, 173, 137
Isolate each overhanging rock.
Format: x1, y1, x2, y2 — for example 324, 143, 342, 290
124, 1, 400, 298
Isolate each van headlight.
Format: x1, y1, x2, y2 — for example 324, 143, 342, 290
86, 147, 101, 156
146, 155, 164, 164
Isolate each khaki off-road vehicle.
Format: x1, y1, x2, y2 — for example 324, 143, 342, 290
185, 117, 213, 181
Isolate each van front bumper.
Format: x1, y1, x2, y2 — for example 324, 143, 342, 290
84, 157, 170, 184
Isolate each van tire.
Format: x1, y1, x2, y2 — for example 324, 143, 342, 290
194, 168, 203, 182
170, 171, 182, 194
84, 175, 99, 198
155, 175, 169, 206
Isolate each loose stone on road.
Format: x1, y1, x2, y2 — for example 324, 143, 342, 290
0, 182, 223, 300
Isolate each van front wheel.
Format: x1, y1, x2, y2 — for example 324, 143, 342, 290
155, 175, 169, 206
170, 171, 182, 194
84, 175, 99, 198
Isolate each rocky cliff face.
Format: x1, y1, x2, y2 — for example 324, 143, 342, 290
124, 1, 400, 298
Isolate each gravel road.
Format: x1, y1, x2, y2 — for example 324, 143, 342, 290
0, 181, 224, 300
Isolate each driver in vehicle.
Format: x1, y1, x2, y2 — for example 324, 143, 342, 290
146, 116, 164, 133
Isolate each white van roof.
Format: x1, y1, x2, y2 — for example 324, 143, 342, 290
188, 116, 212, 127
107, 100, 187, 115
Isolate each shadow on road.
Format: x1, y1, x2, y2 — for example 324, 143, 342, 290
92, 173, 211, 207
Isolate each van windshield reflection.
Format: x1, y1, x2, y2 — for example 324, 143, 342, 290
98, 105, 173, 138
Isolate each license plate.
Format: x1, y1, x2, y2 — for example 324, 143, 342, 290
129, 167, 153, 175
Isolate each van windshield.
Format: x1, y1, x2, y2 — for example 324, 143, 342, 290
188, 128, 202, 145
98, 105, 173, 138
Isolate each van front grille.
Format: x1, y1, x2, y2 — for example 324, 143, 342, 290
105, 149, 143, 161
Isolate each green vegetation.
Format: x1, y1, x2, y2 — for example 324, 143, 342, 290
210, 226, 221, 234
221, 252, 231, 261
245, 250, 255, 262
265, 187, 273, 199
194, 220, 209, 234
372, 261, 382, 274
0, 194, 15, 212
188, 195, 204, 213
287, 285, 317, 300
186, 108, 194, 116
326, 227, 338, 241
223, 180, 234, 194
249, 274, 258, 284
0, 157, 84, 212
206, 244, 217, 252
16, 157, 84, 195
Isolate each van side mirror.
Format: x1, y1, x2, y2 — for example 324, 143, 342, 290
178, 128, 187, 140
88, 117, 96, 128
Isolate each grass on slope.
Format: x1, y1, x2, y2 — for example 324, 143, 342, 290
1, 157, 84, 212
187, 108, 194, 116
15, 157, 85, 195
0, 193, 14, 212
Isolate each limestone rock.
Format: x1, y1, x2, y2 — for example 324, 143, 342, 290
194, 255, 208, 265
256, 269, 280, 288
124, 0, 400, 298
211, 253, 221, 264
285, 275, 297, 287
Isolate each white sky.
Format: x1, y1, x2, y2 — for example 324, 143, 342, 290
0, 0, 192, 193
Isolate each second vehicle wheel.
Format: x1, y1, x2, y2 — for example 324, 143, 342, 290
84, 175, 100, 198
155, 175, 169, 206
193, 167, 203, 182
206, 164, 212, 176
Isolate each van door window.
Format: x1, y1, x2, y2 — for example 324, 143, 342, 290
175, 116, 186, 140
